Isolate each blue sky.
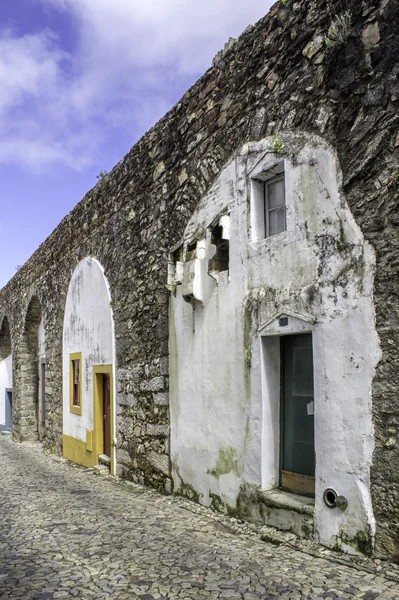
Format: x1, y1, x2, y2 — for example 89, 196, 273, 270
0, 0, 274, 288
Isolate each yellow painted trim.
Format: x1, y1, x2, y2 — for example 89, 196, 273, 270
93, 364, 115, 475
63, 433, 97, 467
86, 429, 93, 452
69, 352, 83, 416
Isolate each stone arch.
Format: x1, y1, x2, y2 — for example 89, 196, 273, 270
0, 316, 12, 360
18, 295, 43, 441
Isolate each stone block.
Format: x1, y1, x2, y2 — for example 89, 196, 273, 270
148, 451, 170, 476
363, 22, 380, 51
140, 376, 164, 392
146, 423, 169, 437
116, 449, 131, 465
154, 392, 169, 406
159, 356, 169, 376
302, 34, 324, 59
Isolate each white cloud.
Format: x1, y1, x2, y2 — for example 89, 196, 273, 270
46, 0, 271, 73
0, 28, 97, 171
0, 30, 64, 115
0, 0, 274, 172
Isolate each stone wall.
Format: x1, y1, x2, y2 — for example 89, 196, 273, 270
1, 0, 399, 560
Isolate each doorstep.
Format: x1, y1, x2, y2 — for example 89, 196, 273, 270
93, 464, 110, 476
253, 489, 314, 538
94, 454, 111, 475
98, 453, 111, 467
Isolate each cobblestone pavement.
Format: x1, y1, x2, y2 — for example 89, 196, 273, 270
1, 437, 399, 600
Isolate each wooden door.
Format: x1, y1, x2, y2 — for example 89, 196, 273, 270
102, 374, 111, 457
281, 334, 315, 496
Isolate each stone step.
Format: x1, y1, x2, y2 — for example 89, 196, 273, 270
256, 489, 314, 538
93, 464, 110, 476
98, 454, 111, 467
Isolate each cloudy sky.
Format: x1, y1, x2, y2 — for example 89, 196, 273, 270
0, 0, 275, 288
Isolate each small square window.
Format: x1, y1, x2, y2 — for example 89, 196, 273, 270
265, 175, 286, 237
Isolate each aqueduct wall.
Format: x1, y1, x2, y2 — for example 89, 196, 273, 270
1, 0, 399, 560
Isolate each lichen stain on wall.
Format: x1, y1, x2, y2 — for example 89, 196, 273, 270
209, 446, 244, 480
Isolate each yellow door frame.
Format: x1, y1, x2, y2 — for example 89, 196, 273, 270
93, 364, 115, 475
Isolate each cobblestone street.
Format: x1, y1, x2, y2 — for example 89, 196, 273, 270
0, 437, 398, 600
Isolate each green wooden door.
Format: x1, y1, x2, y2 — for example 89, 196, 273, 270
281, 334, 315, 483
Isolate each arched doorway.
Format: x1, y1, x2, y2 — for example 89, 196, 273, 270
18, 296, 43, 441
62, 258, 116, 474
0, 317, 13, 434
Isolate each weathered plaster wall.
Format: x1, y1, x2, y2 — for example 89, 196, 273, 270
38, 318, 45, 361
0, 0, 398, 560
63, 257, 116, 466
170, 133, 380, 552
0, 354, 12, 429
38, 317, 46, 439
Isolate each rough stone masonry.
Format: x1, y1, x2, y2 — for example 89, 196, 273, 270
1, 0, 399, 562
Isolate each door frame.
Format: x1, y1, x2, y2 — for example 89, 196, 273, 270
93, 364, 115, 475
258, 309, 317, 493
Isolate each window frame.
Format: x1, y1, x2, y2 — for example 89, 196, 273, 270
249, 159, 286, 242
70, 352, 83, 416
264, 173, 286, 238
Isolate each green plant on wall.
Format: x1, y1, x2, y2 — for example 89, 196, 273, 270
96, 170, 108, 181
267, 134, 285, 155
325, 10, 352, 48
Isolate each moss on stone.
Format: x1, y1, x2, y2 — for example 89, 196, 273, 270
209, 492, 238, 517
335, 525, 373, 557
176, 481, 201, 504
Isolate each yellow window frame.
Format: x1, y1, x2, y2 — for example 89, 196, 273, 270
70, 352, 83, 416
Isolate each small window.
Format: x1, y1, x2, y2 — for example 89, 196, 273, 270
72, 360, 80, 406
250, 161, 286, 241
265, 175, 285, 237
70, 352, 82, 415
209, 224, 229, 272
